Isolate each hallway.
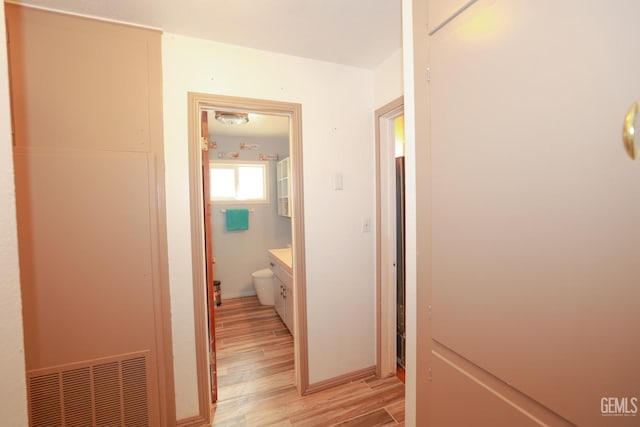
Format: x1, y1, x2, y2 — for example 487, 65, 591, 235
212, 297, 405, 426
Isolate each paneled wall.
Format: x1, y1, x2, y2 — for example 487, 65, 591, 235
7, 5, 174, 425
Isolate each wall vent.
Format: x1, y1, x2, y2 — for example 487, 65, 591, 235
27, 352, 151, 427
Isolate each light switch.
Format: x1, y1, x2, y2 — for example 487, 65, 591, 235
333, 173, 343, 191
361, 217, 371, 233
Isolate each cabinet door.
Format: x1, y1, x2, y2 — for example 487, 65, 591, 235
276, 157, 291, 217
273, 277, 286, 322
284, 283, 294, 334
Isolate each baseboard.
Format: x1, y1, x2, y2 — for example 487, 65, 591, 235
176, 414, 209, 427
303, 365, 376, 396
223, 290, 257, 300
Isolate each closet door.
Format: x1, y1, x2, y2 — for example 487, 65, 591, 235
428, 1, 640, 426
7, 5, 174, 426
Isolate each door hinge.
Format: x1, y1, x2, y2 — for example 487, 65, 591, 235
428, 367, 433, 382
428, 304, 432, 319
427, 67, 431, 82
201, 137, 209, 151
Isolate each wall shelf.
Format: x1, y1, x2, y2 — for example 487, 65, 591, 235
276, 157, 291, 217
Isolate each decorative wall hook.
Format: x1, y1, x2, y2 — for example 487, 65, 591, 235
259, 153, 279, 161
240, 142, 261, 150
217, 152, 240, 159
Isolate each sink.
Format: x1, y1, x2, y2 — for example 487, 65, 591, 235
268, 247, 292, 274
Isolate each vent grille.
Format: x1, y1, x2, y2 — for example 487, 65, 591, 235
29, 373, 62, 427
27, 353, 151, 427
94, 362, 122, 426
122, 358, 149, 427
62, 368, 92, 427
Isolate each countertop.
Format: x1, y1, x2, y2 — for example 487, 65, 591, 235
268, 248, 292, 274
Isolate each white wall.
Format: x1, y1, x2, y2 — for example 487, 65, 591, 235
0, 5, 29, 426
374, 48, 404, 108
209, 135, 291, 299
162, 34, 376, 419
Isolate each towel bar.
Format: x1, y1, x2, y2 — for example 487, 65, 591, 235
219, 209, 255, 213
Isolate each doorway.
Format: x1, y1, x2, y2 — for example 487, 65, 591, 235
375, 97, 405, 379
187, 93, 309, 422
204, 108, 294, 402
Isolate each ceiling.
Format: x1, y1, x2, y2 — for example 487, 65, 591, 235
12, 0, 402, 69
207, 111, 289, 139
12, 0, 402, 138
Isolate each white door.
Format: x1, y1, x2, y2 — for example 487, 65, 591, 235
428, 1, 640, 425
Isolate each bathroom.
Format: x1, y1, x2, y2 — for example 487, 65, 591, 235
206, 110, 292, 314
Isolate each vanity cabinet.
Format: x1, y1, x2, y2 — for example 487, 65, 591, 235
269, 253, 294, 334
276, 157, 291, 217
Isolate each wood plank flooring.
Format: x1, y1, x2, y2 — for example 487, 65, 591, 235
211, 296, 405, 426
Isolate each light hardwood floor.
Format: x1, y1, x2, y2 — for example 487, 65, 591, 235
211, 296, 405, 426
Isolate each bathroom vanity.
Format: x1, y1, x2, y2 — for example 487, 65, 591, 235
268, 248, 294, 334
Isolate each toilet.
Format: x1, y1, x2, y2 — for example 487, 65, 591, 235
252, 268, 274, 305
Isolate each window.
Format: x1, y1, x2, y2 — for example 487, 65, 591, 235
210, 161, 269, 203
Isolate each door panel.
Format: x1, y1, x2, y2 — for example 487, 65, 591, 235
9, 6, 151, 152
430, 1, 640, 425
15, 150, 157, 368
431, 353, 543, 427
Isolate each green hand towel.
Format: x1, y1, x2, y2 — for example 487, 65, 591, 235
225, 209, 249, 231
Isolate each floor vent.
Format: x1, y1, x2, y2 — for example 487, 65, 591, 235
27, 352, 150, 427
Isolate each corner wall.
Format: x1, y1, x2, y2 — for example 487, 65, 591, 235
0, 4, 28, 425
373, 48, 404, 108
161, 34, 376, 419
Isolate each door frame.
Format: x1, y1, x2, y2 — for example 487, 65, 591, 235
375, 96, 404, 378
187, 93, 309, 420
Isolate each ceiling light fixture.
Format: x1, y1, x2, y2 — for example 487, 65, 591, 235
215, 111, 249, 125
